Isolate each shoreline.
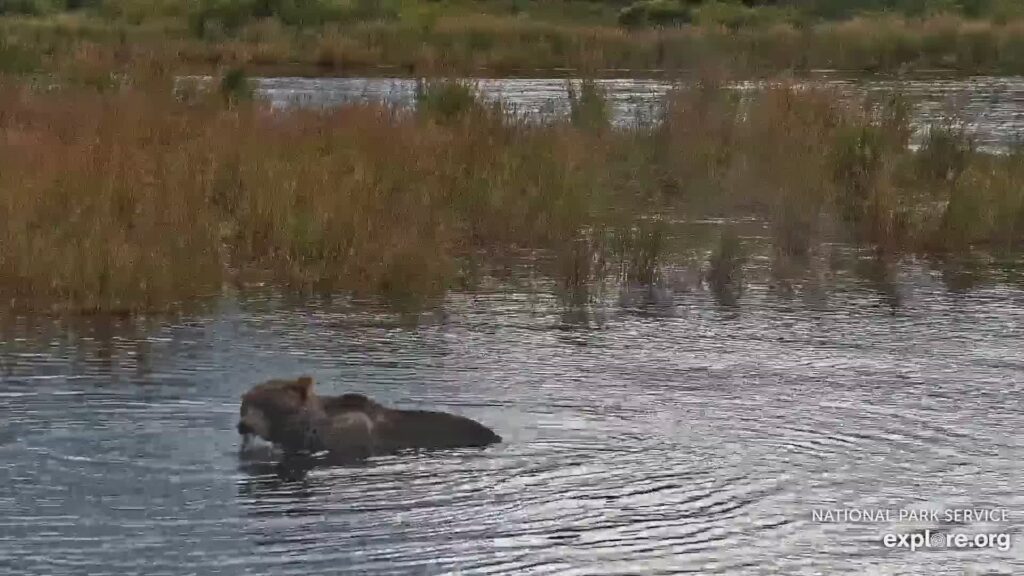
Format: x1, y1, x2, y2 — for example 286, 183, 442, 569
10, 13, 1024, 79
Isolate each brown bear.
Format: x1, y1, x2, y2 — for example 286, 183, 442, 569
237, 376, 502, 460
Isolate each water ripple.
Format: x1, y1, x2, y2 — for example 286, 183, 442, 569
1, 260, 1023, 574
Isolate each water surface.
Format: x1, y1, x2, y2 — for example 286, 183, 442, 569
250, 75, 1024, 150
1, 249, 1021, 574
8, 73, 1024, 574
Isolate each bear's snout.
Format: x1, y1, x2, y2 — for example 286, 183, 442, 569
237, 421, 252, 435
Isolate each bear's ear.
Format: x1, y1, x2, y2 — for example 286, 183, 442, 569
294, 376, 315, 401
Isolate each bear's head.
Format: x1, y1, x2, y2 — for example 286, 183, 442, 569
238, 376, 319, 450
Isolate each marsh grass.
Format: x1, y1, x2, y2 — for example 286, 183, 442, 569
556, 227, 610, 306
219, 65, 254, 104
653, 79, 1024, 260
0, 75, 623, 313
567, 79, 611, 132
707, 228, 745, 306
12, 12, 1024, 77
414, 78, 485, 122
613, 219, 668, 287
654, 73, 739, 203
0, 73, 1022, 314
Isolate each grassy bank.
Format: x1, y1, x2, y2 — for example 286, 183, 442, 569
8, 11, 1024, 78
1, 73, 1022, 314
0, 75, 622, 313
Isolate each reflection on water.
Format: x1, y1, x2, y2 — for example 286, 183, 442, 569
250, 75, 1024, 150
1, 235, 1022, 575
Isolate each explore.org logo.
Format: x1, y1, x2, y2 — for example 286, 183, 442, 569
881, 530, 1013, 552
809, 507, 1015, 553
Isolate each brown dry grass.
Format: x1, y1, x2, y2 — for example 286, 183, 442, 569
0, 74, 1021, 315
10, 13, 1024, 77
0, 77, 616, 313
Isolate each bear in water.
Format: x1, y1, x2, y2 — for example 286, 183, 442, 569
237, 376, 501, 460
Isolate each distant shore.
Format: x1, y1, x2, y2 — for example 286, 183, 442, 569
7, 12, 1024, 79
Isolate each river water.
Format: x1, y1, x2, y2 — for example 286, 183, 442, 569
253, 75, 1024, 150
2, 78, 1024, 575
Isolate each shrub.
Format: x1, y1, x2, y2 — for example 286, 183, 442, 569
618, 0, 693, 28
567, 79, 610, 132
0, 0, 56, 15
220, 66, 255, 105
414, 79, 483, 123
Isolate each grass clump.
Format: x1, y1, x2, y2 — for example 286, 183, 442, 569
652, 78, 1024, 260
707, 228, 745, 306
414, 79, 484, 123
0, 76, 617, 313
0, 73, 1022, 315
567, 79, 610, 133
0, 82, 225, 314
219, 66, 254, 105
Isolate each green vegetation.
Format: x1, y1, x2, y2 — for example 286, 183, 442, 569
2, 1, 1024, 76
567, 79, 610, 132
0, 73, 1021, 315
414, 78, 485, 122
219, 65, 254, 103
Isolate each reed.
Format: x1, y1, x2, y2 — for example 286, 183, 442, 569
11, 12, 1024, 77
0, 81, 225, 314
0, 76, 619, 313
707, 228, 745, 306
567, 79, 611, 132
653, 79, 1024, 259
0, 74, 1021, 315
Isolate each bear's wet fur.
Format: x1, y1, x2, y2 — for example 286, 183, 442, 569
238, 376, 502, 460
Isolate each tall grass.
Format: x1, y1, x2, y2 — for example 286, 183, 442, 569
10, 12, 1024, 76
0, 74, 1021, 315
568, 79, 611, 132
654, 79, 1024, 258
0, 76, 618, 313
